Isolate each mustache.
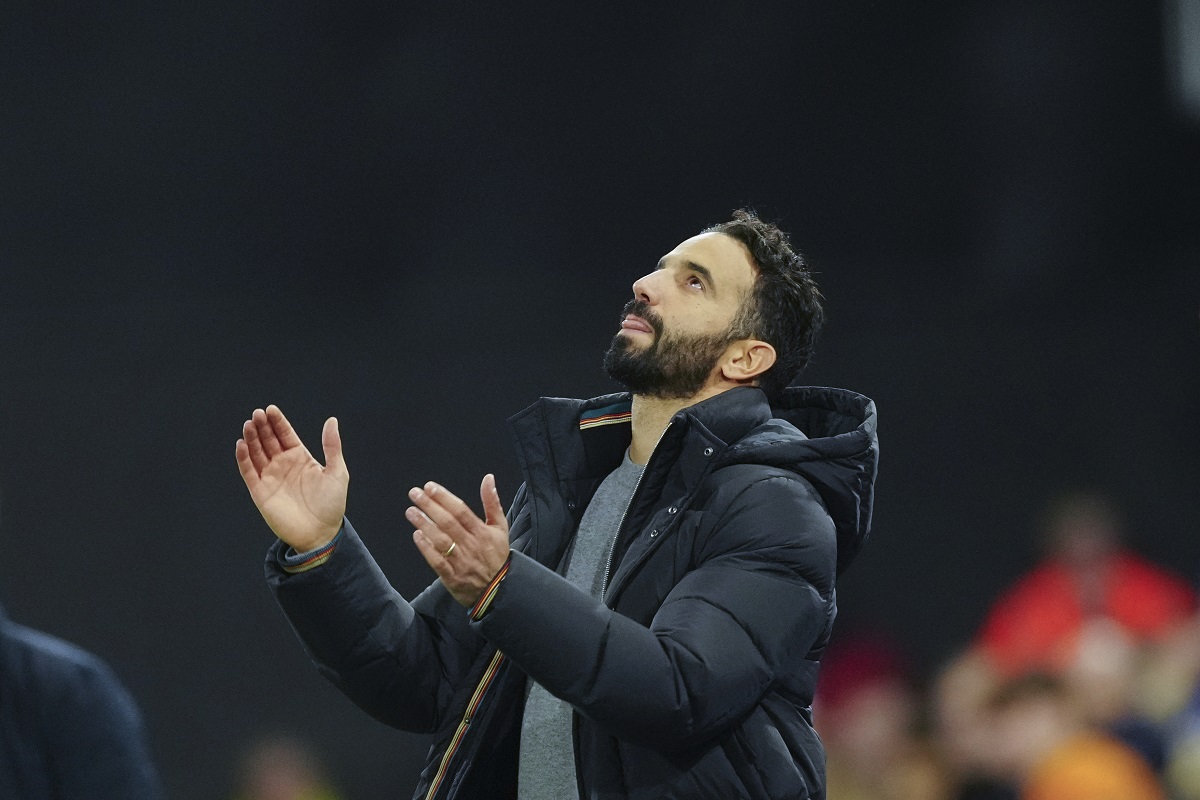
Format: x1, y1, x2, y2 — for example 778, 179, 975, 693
620, 299, 664, 337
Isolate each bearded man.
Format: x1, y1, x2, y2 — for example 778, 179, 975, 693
236, 210, 879, 800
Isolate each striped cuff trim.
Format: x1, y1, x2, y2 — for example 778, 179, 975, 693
470, 554, 512, 620
280, 533, 341, 574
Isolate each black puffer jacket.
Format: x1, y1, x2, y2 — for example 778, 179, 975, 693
268, 385, 878, 800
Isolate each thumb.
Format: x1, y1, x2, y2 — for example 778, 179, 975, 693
480, 473, 506, 529
322, 416, 348, 479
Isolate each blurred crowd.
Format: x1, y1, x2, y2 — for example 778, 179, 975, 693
816, 490, 1200, 800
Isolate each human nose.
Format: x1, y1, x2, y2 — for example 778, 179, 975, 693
631, 271, 659, 305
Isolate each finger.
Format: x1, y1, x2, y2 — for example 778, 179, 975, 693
242, 417, 269, 473
404, 503, 435, 531
480, 474, 506, 529
405, 505, 452, 549
266, 404, 304, 449
235, 438, 260, 488
404, 504, 429, 531
409, 485, 471, 537
421, 482, 483, 532
252, 408, 283, 458
321, 416, 347, 478
412, 528, 452, 575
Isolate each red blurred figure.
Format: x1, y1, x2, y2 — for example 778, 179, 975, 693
976, 491, 1194, 683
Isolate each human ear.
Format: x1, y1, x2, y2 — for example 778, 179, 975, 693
720, 340, 776, 383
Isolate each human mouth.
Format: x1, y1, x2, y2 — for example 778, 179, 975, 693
621, 314, 654, 334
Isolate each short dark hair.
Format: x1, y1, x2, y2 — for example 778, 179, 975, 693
706, 209, 825, 401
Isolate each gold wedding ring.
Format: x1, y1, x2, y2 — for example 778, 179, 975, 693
443, 541, 457, 558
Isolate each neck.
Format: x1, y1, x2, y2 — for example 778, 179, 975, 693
628, 384, 727, 464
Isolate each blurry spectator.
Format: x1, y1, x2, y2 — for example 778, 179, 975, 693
1138, 612, 1200, 723
1163, 678, 1200, 799
816, 632, 953, 800
976, 490, 1195, 682
1139, 610, 1200, 798
233, 734, 343, 800
987, 672, 1164, 800
0, 600, 165, 799
931, 649, 1017, 800
971, 490, 1192, 776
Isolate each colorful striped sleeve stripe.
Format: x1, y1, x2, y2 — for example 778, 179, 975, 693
470, 554, 512, 620
579, 401, 633, 430
280, 536, 340, 574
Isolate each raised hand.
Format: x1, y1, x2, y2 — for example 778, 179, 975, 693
236, 405, 349, 552
406, 475, 511, 607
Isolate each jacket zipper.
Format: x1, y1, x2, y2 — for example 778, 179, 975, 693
601, 420, 672, 601
423, 649, 506, 800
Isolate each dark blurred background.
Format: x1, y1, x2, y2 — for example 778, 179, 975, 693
1, 1, 1197, 798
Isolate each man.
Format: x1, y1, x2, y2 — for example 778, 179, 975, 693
0, 601, 165, 799
236, 210, 879, 799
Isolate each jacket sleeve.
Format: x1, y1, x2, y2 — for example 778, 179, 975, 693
266, 518, 484, 733
471, 472, 836, 754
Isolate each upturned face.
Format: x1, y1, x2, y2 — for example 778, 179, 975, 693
603, 232, 759, 399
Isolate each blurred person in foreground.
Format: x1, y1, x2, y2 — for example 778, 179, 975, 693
235, 211, 879, 799
233, 734, 342, 800
0, 599, 164, 799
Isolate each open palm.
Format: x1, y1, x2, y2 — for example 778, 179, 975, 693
235, 405, 349, 552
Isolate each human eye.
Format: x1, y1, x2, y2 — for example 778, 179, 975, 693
686, 274, 705, 290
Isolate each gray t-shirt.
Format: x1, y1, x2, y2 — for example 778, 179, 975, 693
518, 451, 644, 800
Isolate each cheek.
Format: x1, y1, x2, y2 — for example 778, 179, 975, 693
696, 306, 737, 335
661, 293, 738, 337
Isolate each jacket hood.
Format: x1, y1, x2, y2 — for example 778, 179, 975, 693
718, 386, 879, 575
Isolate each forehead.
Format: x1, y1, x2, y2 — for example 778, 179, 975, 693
662, 232, 757, 295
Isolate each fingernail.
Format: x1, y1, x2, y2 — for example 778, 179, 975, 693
409, 487, 422, 500
425, 482, 438, 494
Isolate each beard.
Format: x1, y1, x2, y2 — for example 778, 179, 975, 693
602, 299, 736, 399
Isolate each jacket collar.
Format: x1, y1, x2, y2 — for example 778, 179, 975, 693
508, 384, 878, 576
508, 386, 774, 487
504, 387, 773, 567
